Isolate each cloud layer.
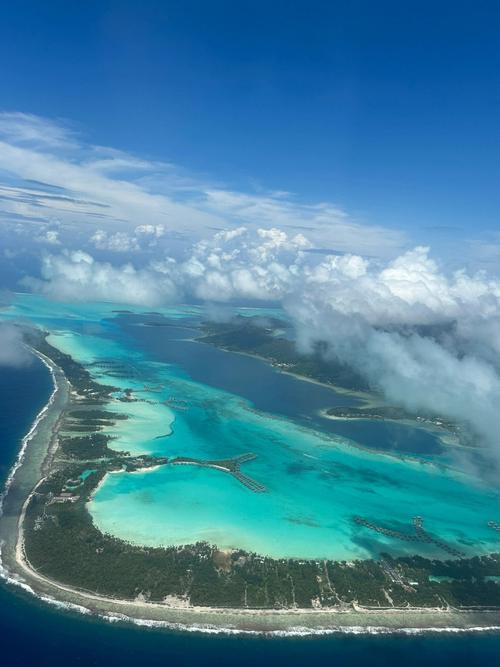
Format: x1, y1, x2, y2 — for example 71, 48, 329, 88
0, 112, 406, 258
21, 226, 500, 464
0, 324, 33, 367
24, 250, 177, 306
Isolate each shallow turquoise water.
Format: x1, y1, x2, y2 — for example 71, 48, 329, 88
2, 293, 499, 561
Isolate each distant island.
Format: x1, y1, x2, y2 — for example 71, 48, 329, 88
199, 315, 370, 392
200, 317, 468, 443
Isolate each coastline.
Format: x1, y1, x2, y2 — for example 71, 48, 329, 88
318, 408, 463, 450
196, 338, 469, 455
205, 339, 461, 472
195, 337, 375, 403
0, 349, 58, 515
1, 348, 500, 636
198, 338, 464, 453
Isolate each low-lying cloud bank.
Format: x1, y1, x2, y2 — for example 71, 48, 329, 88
0, 323, 33, 367
23, 251, 177, 306
23, 227, 500, 462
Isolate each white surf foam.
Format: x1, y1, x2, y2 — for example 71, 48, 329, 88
0, 349, 58, 518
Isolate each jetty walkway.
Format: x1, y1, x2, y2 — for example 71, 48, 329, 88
170, 452, 266, 493
353, 515, 465, 558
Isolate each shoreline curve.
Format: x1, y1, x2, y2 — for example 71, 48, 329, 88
1, 346, 500, 636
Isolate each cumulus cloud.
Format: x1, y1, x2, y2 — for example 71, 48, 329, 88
284, 248, 500, 461
89, 225, 167, 252
27, 228, 500, 320
165, 227, 312, 301
292, 246, 500, 328
24, 226, 316, 305
289, 305, 500, 453
90, 229, 139, 252
199, 189, 405, 256
24, 227, 500, 461
23, 250, 177, 307
0, 323, 32, 367
135, 224, 165, 238
35, 229, 60, 245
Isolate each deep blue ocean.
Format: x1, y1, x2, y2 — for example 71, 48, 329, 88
1, 357, 500, 665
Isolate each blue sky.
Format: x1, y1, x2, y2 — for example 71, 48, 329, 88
0, 1, 499, 269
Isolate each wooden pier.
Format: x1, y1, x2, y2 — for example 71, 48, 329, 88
89, 359, 141, 379
353, 515, 465, 558
170, 452, 266, 493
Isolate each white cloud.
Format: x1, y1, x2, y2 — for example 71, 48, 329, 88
200, 189, 405, 256
0, 112, 78, 149
23, 250, 177, 306
295, 246, 500, 328
27, 229, 500, 322
89, 225, 167, 252
0, 112, 406, 258
152, 226, 311, 301
135, 224, 165, 238
35, 229, 60, 245
290, 306, 500, 459
284, 247, 500, 460
90, 229, 139, 252
0, 323, 32, 367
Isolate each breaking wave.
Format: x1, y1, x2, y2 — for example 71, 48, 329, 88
0, 349, 57, 517
1, 547, 499, 638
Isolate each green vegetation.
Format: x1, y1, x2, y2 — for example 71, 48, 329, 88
59, 433, 122, 459
24, 483, 500, 608
25, 329, 117, 401
67, 410, 129, 420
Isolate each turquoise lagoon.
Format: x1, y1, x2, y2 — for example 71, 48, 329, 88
2, 293, 500, 561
